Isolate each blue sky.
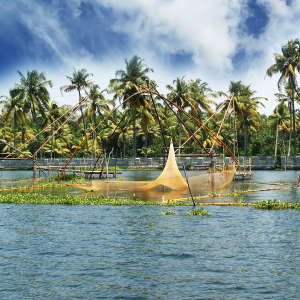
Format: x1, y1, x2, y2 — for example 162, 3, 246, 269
1, 0, 300, 115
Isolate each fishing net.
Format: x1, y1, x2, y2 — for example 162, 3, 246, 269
187, 165, 236, 191
136, 141, 188, 191
78, 141, 235, 196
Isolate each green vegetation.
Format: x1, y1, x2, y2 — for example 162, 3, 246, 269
3, 40, 300, 160
159, 210, 175, 215
226, 189, 245, 196
251, 200, 300, 210
0, 193, 197, 206
0, 191, 299, 211
51, 173, 84, 181
186, 207, 211, 216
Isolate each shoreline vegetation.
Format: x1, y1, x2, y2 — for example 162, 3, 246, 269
0, 190, 300, 211
0, 191, 298, 210
3, 41, 300, 164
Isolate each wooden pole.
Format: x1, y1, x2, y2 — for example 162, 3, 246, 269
211, 152, 215, 190
101, 158, 104, 178
249, 157, 251, 176
223, 148, 225, 171
105, 152, 108, 180
285, 155, 287, 177
183, 164, 195, 206
33, 155, 36, 181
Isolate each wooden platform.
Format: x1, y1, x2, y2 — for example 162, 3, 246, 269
38, 167, 122, 179
235, 171, 253, 179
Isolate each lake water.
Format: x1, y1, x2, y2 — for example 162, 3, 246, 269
1, 169, 300, 203
1, 204, 300, 299
1, 170, 300, 299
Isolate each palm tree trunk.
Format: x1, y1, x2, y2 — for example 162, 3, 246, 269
78, 90, 89, 157
243, 122, 247, 157
292, 88, 297, 156
123, 133, 126, 158
51, 126, 53, 160
31, 106, 42, 158
179, 109, 182, 155
288, 106, 292, 156
282, 132, 286, 155
92, 111, 96, 159
233, 102, 236, 156
193, 122, 196, 154
92, 132, 95, 159
275, 119, 278, 156
13, 115, 16, 158
145, 130, 148, 158
132, 104, 136, 158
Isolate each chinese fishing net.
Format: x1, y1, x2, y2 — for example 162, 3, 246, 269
78, 141, 235, 197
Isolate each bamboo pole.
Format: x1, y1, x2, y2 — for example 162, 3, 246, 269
105, 153, 108, 180
285, 155, 287, 177
183, 164, 195, 206
33, 155, 36, 180
211, 151, 215, 190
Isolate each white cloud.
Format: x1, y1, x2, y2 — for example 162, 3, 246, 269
3, 0, 300, 116
99, 0, 246, 72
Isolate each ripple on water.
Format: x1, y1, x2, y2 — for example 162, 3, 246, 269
0, 204, 300, 299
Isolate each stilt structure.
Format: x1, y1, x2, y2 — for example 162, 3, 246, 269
235, 157, 252, 179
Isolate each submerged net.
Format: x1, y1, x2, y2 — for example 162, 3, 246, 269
187, 165, 236, 191
79, 142, 235, 195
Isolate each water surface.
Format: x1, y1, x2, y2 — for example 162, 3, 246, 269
0, 204, 300, 299
1, 169, 300, 203
1, 170, 300, 299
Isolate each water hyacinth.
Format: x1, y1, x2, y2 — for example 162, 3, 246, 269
0, 193, 197, 206
159, 211, 175, 215
186, 207, 211, 216
251, 200, 300, 210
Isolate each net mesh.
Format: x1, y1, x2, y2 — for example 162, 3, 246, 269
187, 165, 236, 191
137, 141, 188, 191
79, 142, 236, 195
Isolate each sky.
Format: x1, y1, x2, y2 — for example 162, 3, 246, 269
0, 0, 300, 116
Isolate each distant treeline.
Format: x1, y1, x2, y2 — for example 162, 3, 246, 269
2, 41, 300, 158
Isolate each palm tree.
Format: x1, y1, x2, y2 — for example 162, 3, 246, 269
106, 111, 133, 158
270, 105, 290, 156
85, 84, 114, 159
266, 38, 300, 156
137, 104, 157, 157
43, 137, 70, 159
188, 78, 216, 153
224, 81, 266, 156
188, 79, 216, 116
60, 68, 93, 156
0, 123, 13, 154
1, 88, 25, 151
109, 55, 153, 158
17, 123, 35, 145
16, 70, 53, 158
274, 84, 300, 155
46, 101, 63, 159
208, 112, 233, 151
166, 77, 197, 154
